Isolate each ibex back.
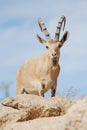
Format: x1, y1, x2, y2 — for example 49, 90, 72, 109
16, 16, 69, 97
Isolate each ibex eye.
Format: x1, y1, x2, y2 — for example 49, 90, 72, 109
46, 46, 49, 49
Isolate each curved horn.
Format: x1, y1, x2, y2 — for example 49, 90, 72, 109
38, 18, 51, 41
55, 16, 66, 40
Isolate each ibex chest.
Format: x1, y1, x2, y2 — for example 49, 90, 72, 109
39, 65, 59, 84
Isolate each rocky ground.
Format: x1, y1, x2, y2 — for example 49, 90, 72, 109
0, 94, 87, 130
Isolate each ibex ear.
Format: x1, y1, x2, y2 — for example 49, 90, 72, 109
59, 31, 69, 47
36, 34, 46, 43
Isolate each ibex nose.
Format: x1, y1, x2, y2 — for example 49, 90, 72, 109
52, 52, 56, 57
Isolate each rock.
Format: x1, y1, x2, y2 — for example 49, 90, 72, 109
4, 117, 66, 130
2, 95, 61, 120
0, 106, 19, 130
0, 94, 79, 130
2, 94, 76, 112
2, 94, 75, 118
64, 96, 87, 130
0, 105, 38, 130
3, 97, 87, 130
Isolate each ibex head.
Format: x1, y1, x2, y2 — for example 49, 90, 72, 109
37, 16, 69, 66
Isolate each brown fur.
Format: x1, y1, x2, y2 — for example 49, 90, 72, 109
16, 17, 68, 97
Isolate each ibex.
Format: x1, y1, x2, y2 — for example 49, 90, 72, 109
16, 16, 69, 97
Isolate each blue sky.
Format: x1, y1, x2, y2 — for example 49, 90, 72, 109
0, 0, 87, 99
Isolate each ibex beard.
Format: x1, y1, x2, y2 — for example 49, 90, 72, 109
16, 16, 69, 97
